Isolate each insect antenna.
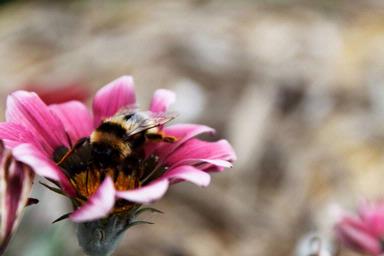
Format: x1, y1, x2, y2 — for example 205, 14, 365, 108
85, 166, 89, 195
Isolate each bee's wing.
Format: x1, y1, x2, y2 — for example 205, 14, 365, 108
114, 106, 138, 116
123, 111, 177, 137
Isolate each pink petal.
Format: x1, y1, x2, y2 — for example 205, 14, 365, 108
149, 89, 176, 113
164, 124, 215, 142
166, 139, 236, 171
0, 151, 34, 255
194, 159, 233, 169
339, 215, 370, 234
0, 123, 41, 150
163, 165, 211, 187
116, 179, 169, 204
336, 219, 381, 255
92, 76, 136, 127
146, 124, 215, 159
365, 213, 384, 238
50, 101, 93, 145
358, 201, 384, 238
5, 91, 69, 154
70, 177, 116, 222
12, 143, 75, 196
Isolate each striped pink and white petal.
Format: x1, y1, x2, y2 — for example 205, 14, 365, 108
149, 89, 176, 113
92, 76, 136, 127
50, 101, 93, 145
0, 148, 34, 255
165, 139, 236, 171
116, 179, 169, 204
70, 177, 116, 222
12, 143, 75, 196
5, 91, 69, 155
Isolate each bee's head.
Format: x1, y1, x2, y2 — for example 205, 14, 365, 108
91, 142, 121, 167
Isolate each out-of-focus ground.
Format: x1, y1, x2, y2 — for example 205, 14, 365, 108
2, 0, 384, 255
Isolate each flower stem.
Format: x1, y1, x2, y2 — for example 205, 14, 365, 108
76, 214, 134, 256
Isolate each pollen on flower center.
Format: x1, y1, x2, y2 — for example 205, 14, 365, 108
68, 166, 143, 214
70, 169, 140, 199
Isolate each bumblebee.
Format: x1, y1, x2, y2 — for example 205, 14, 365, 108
90, 109, 176, 168
50, 108, 176, 217
56, 108, 176, 169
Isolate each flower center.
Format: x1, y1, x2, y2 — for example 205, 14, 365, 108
70, 167, 141, 213
53, 141, 164, 213
70, 169, 140, 198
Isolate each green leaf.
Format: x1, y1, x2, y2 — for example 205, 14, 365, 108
126, 220, 154, 228
52, 213, 72, 224
39, 182, 66, 196
135, 207, 163, 216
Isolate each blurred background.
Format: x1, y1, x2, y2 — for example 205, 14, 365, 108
2, 0, 384, 255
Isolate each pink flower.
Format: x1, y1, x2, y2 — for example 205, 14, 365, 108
335, 201, 384, 256
0, 76, 236, 223
0, 142, 35, 255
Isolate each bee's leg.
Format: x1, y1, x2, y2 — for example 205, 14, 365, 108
145, 132, 176, 143
144, 132, 163, 142
57, 137, 90, 165
162, 135, 177, 143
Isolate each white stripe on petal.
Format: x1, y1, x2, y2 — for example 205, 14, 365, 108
163, 165, 211, 187
70, 177, 116, 222
116, 179, 169, 204
149, 89, 176, 113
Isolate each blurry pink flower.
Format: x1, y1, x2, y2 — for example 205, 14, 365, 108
0, 76, 236, 223
335, 201, 384, 256
23, 81, 90, 105
0, 142, 35, 255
